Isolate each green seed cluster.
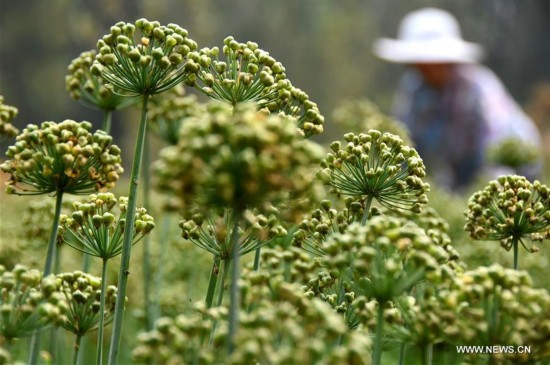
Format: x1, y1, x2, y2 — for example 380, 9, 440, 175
59, 193, 155, 259
148, 85, 204, 146
155, 102, 323, 214
0, 265, 66, 341
305, 217, 450, 329
0, 120, 123, 195
332, 98, 412, 146
465, 175, 550, 251
0, 96, 18, 138
488, 137, 541, 169
292, 198, 365, 256
53, 271, 118, 336
180, 208, 286, 259
91, 19, 198, 95
133, 282, 371, 365
188, 36, 324, 137
445, 265, 550, 362
66, 50, 137, 111
319, 130, 429, 213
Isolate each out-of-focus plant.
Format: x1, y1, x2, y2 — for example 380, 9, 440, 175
53, 271, 119, 364
487, 137, 541, 170
65, 50, 138, 133
132, 281, 371, 365
156, 102, 322, 352
92, 18, 199, 363
0, 265, 66, 344
0, 96, 19, 140
59, 192, 154, 365
148, 85, 204, 146
465, 175, 550, 270
186, 36, 324, 137
319, 130, 430, 225
443, 265, 550, 364
304, 217, 450, 365
332, 98, 412, 146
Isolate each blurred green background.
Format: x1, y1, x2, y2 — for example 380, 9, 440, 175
2, 0, 550, 149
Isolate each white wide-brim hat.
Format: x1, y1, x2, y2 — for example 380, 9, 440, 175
373, 8, 484, 64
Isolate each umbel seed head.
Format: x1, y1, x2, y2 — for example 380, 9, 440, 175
0, 120, 123, 195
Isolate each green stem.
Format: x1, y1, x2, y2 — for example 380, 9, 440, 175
422, 343, 433, 365
205, 255, 221, 308
361, 195, 374, 226
253, 247, 261, 271
228, 216, 241, 354
82, 254, 91, 273
512, 237, 519, 270
208, 258, 231, 348
73, 334, 82, 365
142, 132, 153, 330
96, 258, 109, 365
372, 301, 385, 365
28, 190, 64, 365
102, 110, 112, 134
107, 94, 150, 365
398, 342, 407, 365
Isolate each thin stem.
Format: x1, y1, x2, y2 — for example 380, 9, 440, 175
513, 237, 519, 270
205, 255, 221, 308
398, 342, 407, 365
82, 254, 91, 272
422, 343, 433, 365
96, 258, 109, 365
361, 195, 374, 226
253, 248, 261, 271
102, 110, 113, 134
228, 215, 241, 355
73, 335, 82, 365
372, 301, 385, 365
28, 191, 64, 365
142, 132, 153, 330
208, 258, 231, 348
108, 94, 150, 365
44, 191, 64, 276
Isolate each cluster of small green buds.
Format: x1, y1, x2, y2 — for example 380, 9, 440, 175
0, 95, 19, 138
180, 208, 286, 260
312, 218, 449, 304
319, 130, 430, 213
465, 175, 550, 251
155, 102, 323, 214
488, 137, 541, 170
332, 98, 412, 146
0, 265, 66, 341
66, 50, 138, 110
148, 85, 204, 146
92, 19, 198, 95
292, 198, 366, 256
53, 271, 118, 337
0, 120, 123, 195
444, 265, 550, 362
188, 36, 324, 137
59, 193, 154, 259
133, 282, 371, 365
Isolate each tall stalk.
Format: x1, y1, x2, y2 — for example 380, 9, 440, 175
73, 335, 83, 365
151, 214, 171, 322
28, 190, 64, 365
361, 195, 374, 226
108, 94, 150, 365
227, 217, 241, 354
96, 258, 109, 365
512, 237, 519, 270
102, 110, 113, 135
372, 301, 385, 365
205, 255, 221, 308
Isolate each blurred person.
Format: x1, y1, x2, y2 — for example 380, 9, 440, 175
373, 7, 542, 191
